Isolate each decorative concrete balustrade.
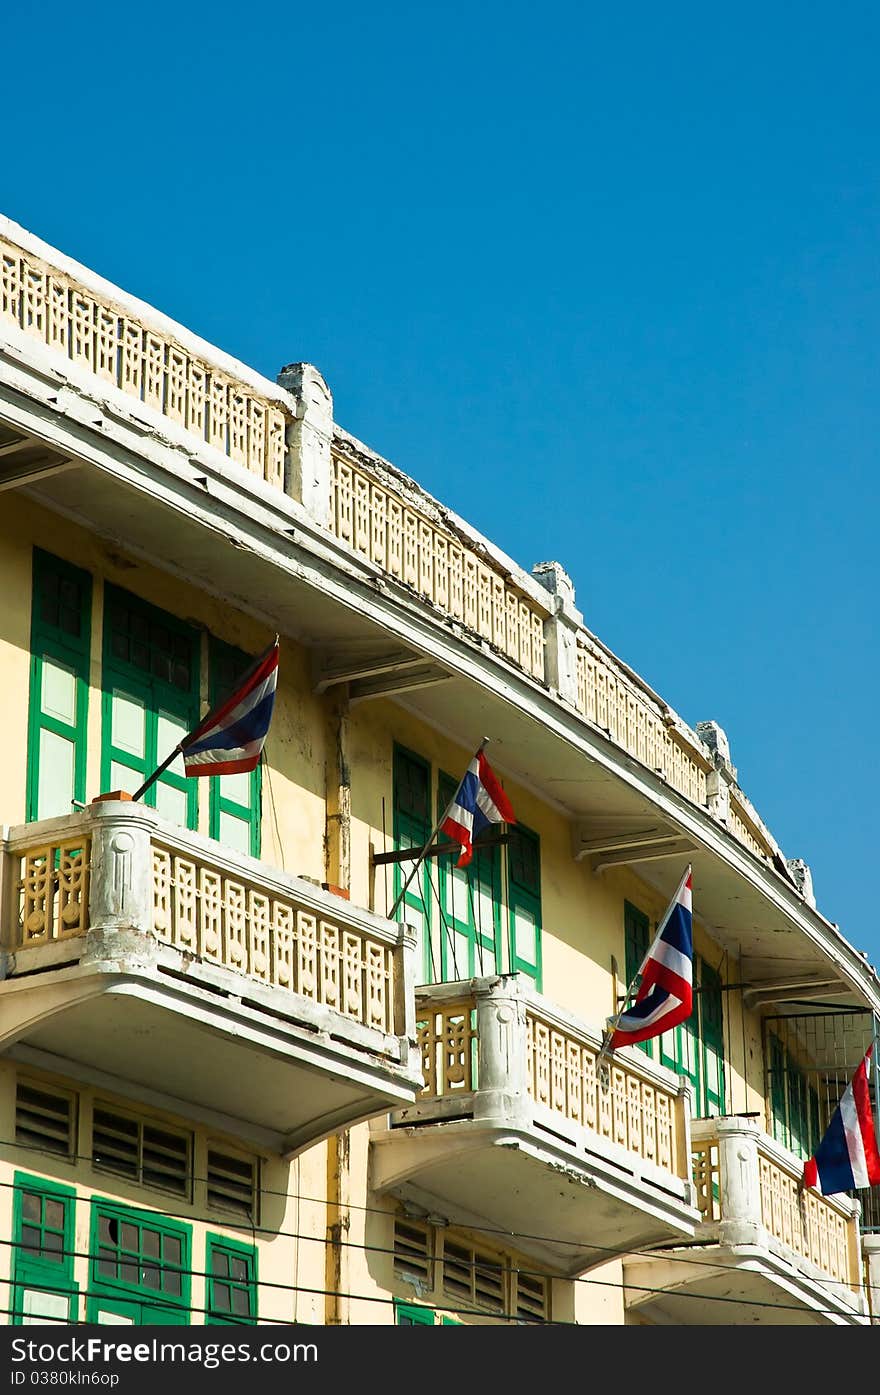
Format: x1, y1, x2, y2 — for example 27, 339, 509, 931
329, 444, 548, 682
691, 1116, 862, 1296
0, 229, 289, 487
0, 803, 424, 1152
415, 978, 689, 1178
371, 976, 697, 1274
4, 802, 414, 1041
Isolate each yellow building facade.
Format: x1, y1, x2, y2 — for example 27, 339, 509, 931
0, 214, 877, 1326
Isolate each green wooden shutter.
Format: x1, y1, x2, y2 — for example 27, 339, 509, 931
393, 745, 433, 983
27, 550, 92, 822
208, 639, 262, 857
12, 1173, 79, 1324
206, 1234, 258, 1324
698, 959, 725, 1117
88, 1200, 191, 1323
395, 1301, 437, 1325
507, 824, 542, 988
101, 586, 199, 829
437, 771, 502, 981
768, 1031, 788, 1148
623, 902, 652, 1059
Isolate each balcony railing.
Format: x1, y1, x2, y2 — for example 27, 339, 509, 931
329, 447, 547, 682
575, 639, 709, 808
0, 231, 289, 488
5, 804, 407, 1040
416, 982, 688, 1183
691, 1117, 862, 1295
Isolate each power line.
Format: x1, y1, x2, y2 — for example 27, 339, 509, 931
0, 1232, 869, 1322
1, 1136, 868, 1290
0, 1166, 871, 1318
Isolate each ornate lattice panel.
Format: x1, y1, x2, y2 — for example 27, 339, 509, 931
0, 236, 288, 489
151, 845, 396, 1033
691, 1139, 721, 1221
575, 643, 709, 809
329, 452, 546, 681
525, 1011, 681, 1176
15, 839, 91, 947
757, 1151, 856, 1289
416, 1000, 477, 1097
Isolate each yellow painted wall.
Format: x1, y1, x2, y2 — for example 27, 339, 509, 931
0, 494, 803, 1329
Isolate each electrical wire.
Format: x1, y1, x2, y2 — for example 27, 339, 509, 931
0, 1162, 871, 1317
2, 1135, 869, 1289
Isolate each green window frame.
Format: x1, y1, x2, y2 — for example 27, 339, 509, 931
208, 639, 262, 857
392, 745, 433, 982
623, 901, 652, 1059
206, 1234, 258, 1324
88, 1199, 191, 1320
395, 1300, 440, 1326
101, 586, 199, 830
12, 1172, 78, 1324
507, 824, 542, 989
767, 1030, 820, 1160
436, 771, 503, 981
27, 550, 92, 823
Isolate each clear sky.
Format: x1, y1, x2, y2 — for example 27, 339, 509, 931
3, 2, 878, 965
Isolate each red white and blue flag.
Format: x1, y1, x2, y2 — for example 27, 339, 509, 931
181, 639, 279, 777
440, 747, 516, 868
608, 866, 694, 1050
803, 1047, 880, 1196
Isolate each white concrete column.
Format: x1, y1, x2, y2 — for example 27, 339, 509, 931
83, 800, 156, 966
861, 1234, 880, 1323
715, 1116, 762, 1241
696, 720, 736, 821
531, 561, 583, 707
277, 362, 334, 528
473, 976, 528, 1123
395, 923, 420, 1066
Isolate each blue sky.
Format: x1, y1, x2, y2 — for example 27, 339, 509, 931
3, 2, 878, 963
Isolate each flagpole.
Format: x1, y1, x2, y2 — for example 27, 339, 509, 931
131, 634, 279, 804
131, 744, 184, 802
596, 863, 692, 1071
387, 737, 490, 922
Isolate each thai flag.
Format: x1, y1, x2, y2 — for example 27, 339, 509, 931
803, 1047, 880, 1195
440, 748, 516, 868
181, 640, 279, 777
609, 866, 693, 1049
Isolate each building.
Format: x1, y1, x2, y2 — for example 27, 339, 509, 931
0, 213, 878, 1327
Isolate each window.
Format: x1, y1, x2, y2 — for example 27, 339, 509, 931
208, 640, 262, 856
206, 1236, 257, 1324
15, 1079, 75, 1158
12, 1174, 78, 1324
101, 586, 199, 829
623, 900, 725, 1118
437, 771, 502, 980
206, 1148, 259, 1222
27, 550, 92, 822
393, 748, 539, 988
767, 1029, 821, 1160
88, 1201, 190, 1323
392, 1215, 550, 1323
92, 1105, 191, 1199
395, 1301, 438, 1325
392, 746, 433, 980
507, 825, 542, 987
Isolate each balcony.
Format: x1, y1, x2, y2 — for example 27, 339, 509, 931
370, 976, 700, 1276
0, 802, 422, 1154
622, 1116, 869, 1324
